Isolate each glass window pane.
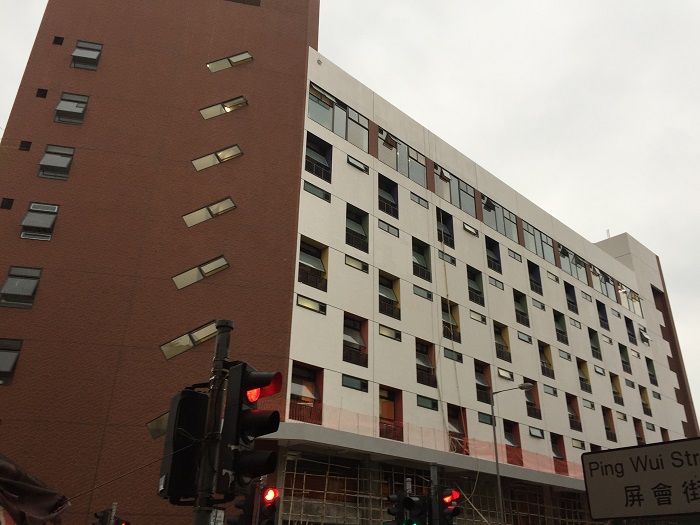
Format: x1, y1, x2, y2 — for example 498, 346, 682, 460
160, 334, 194, 360
40, 153, 72, 169
200, 104, 225, 119
172, 267, 203, 289
1, 277, 38, 297
200, 257, 228, 276
22, 212, 56, 230
0, 351, 19, 373
183, 208, 212, 227
192, 154, 218, 171
347, 119, 368, 152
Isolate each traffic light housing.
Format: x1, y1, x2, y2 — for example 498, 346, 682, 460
218, 362, 282, 496
225, 484, 255, 525
258, 486, 279, 525
113, 518, 131, 525
93, 510, 110, 525
387, 493, 405, 525
404, 494, 429, 525
158, 388, 208, 502
439, 488, 461, 525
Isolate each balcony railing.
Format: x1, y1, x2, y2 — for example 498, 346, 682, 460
345, 229, 369, 252
469, 287, 485, 306
530, 279, 543, 295
541, 363, 555, 379
449, 432, 469, 455
476, 389, 492, 404
305, 156, 331, 182
379, 198, 399, 218
622, 362, 632, 374
379, 298, 401, 320
290, 397, 322, 425
379, 418, 403, 441
579, 379, 592, 393
443, 324, 461, 343
649, 374, 658, 387
628, 333, 638, 345
613, 394, 624, 406
556, 329, 569, 345
487, 256, 502, 274
567, 300, 578, 314
599, 317, 610, 330
526, 403, 542, 420
606, 430, 617, 442
298, 265, 327, 291
591, 347, 602, 360
496, 343, 511, 363
417, 368, 438, 388
343, 345, 368, 368
569, 415, 583, 432
413, 262, 431, 282
515, 310, 530, 327
437, 230, 455, 248
643, 404, 653, 417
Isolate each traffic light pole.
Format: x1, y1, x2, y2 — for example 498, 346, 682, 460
194, 320, 234, 525
430, 464, 439, 525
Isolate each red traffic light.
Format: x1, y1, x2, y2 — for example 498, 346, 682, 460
442, 489, 459, 504
247, 388, 261, 403
262, 487, 279, 502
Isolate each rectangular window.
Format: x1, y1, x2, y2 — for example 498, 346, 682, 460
444, 348, 463, 363
410, 192, 429, 208
488, 276, 504, 290
517, 332, 532, 344
547, 271, 559, 283
481, 195, 518, 242
646, 422, 655, 431
379, 324, 401, 341
572, 439, 586, 450
346, 204, 369, 252
0, 267, 42, 308
508, 249, 522, 262
559, 245, 588, 284
522, 221, 555, 265
342, 374, 368, 392
146, 412, 169, 439
347, 155, 369, 173
559, 349, 571, 361
582, 291, 592, 302
21, 203, 59, 241
463, 222, 479, 236
39, 145, 74, 180
544, 385, 557, 396
496, 368, 513, 381
309, 84, 369, 151
0, 338, 22, 385
71, 40, 103, 70
378, 128, 426, 186
378, 219, 399, 237
594, 365, 605, 375
345, 255, 368, 273
182, 197, 236, 227
172, 256, 229, 289
478, 412, 494, 425
625, 379, 635, 388
470, 310, 486, 324
55, 93, 88, 124
616, 411, 627, 421
653, 391, 661, 400
413, 285, 433, 301
207, 51, 253, 72
160, 320, 217, 360
444, 168, 476, 217
199, 96, 248, 119
591, 266, 616, 300
532, 298, 545, 311
570, 319, 581, 329
438, 250, 456, 265
417, 395, 438, 411
192, 145, 242, 171
601, 334, 613, 345
303, 181, 331, 202
436, 208, 455, 248
529, 427, 545, 439
305, 132, 332, 182
582, 399, 595, 409
611, 309, 621, 318
296, 295, 326, 314
19, 141, 31, 151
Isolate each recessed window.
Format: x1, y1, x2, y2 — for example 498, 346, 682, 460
646, 422, 655, 431
413, 285, 433, 301
616, 411, 627, 421
199, 96, 248, 119
517, 332, 532, 344
532, 298, 545, 311
379, 324, 401, 341
0, 198, 13, 210
559, 349, 571, 361
296, 295, 326, 314
21, 203, 59, 241
19, 141, 31, 151
53, 36, 64, 45
625, 379, 635, 388
571, 439, 586, 450
348, 155, 368, 173
417, 395, 438, 411
470, 310, 486, 324
378, 219, 399, 237
36, 88, 48, 98
547, 271, 559, 283
478, 412, 494, 425
630, 348, 640, 359
342, 374, 368, 392
508, 249, 522, 262
582, 399, 595, 409
488, 277, 504, 290
463, 222, 479, 236
39, 145, 74, 180
601, 334, 613, 344
303, 181, 331, 202
0, 338, 22, 385
570, 319, 582, 329
611, 309, 621, 318
192, 145, 242, 171
529, 427, 545, 439
410, 192, 428, 208
160, 321, 217, 360
345, 254, 368, 273
544, 385, 557, 396
0, 267, 42, 308
498, 368, 514, 381
438, 250, 456, 265
594, 365, 605, 375
582, 291, 592, 302
172, 256, 229, 289
71, 40, 103, 70
444, 348, 463, 363
182, 197, 236, 227
55, 93, 89, 124
652, 391, 661, 400
207, 51, 253, 73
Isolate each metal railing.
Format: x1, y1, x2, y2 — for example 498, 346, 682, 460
591, 347, 602, 360
342, 345, 368, 368
298, 265, 327, 291
567, 300, 578, 314
516, 310, 530, 327
413, 262, 431, 282
606, 430, 617, 442
289, 397, 322, 425
541, 363, 555, 379
437, 230, 455, 248
449, 432, 469, 455
417, 368, 437, 388
496, 343, 511, 362
469, 287, 485, 306
487, 256, 502, 273
305, 156, 331, 182
378, 198, 398, 218
476, 389, 492, 404
628, 333, 638, 345
379, 418, 403, 441
530, 279, 543, 295
345, 229, 369, 252
643, 404, 653, 417
599, 317, 610, 330
613, 394, 624, 406
579, 379, 592, 393
622, 362, 632, 374
526, 403, 542, 420
556, 329, 569, 345
379, 298, 401, 320
569, 416, 583, 432
443, 323, 461, 343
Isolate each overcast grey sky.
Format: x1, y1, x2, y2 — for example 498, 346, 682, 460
2, 1, 699, 423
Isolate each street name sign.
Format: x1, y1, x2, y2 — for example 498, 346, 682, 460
582, 437, 700, 520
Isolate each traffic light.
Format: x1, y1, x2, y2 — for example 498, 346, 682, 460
158, 388, 208, 502
225, 484, 254, 525
386, 493, 405, 525
93, 510, 110, 525
218, 362, 282, 496
113, 518, 131, 525
439, 488, 461, 525
403, 495, 429, 525
258, 486, 279, 525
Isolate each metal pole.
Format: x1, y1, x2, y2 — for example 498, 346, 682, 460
429, 464, 439, 525
194, 320, 234, 525
108, 502, 117, 525
490, 396, 504, 525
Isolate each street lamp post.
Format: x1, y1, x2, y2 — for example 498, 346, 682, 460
490, 382, 533, 525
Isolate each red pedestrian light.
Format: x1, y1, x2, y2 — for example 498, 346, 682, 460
263, 487, 279, 502
442, 489, 459, 503
246, 388, 261, 403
